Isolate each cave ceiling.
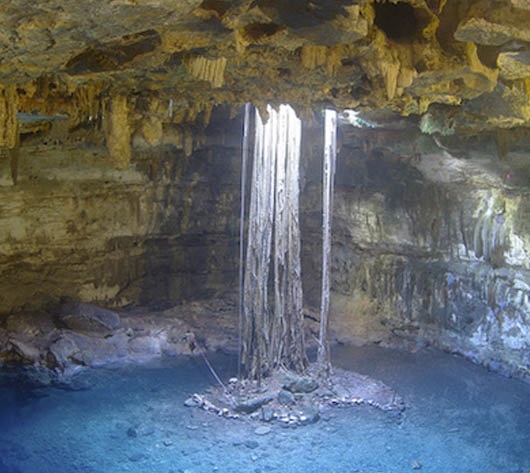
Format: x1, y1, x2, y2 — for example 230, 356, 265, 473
1, 0, 530, 138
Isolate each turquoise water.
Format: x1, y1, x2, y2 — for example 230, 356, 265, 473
0, 345, 529, 473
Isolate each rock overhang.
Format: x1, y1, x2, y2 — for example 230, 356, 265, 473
0, 0, 528, 139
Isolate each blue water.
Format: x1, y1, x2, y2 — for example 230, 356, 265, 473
0, 345, 529, 473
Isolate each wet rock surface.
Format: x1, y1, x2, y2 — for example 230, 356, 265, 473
0, 298, 237, 385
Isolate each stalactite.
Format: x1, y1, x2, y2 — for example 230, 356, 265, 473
301, 45, 328, 70
184, 126, 194, 157
140, 97, 163, 146
185, 56, 227, 88
0, 85, 19, 149
172, 106, 187, 124
141, 115, 163, 146
300, 45, 341, 76
203, 102, 213, 126
0, 85, 20, 184
72, 83, 103, 126
380, 60, 400, 100
105, 94, 131, 169
8, 132, 20, 185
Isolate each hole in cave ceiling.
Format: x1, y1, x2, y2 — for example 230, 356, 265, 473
374, 1, 428, 42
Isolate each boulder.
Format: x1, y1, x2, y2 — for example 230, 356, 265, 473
282, 371, 319, 393
58, 302, 121, 336
296, 405, 320, 425
234, 394, 274, 413
49, 335, 80, 367
278, 389, 296, 405
261, 406, 275, 422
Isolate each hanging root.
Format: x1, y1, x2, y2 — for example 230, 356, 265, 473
183, 331, 236, 406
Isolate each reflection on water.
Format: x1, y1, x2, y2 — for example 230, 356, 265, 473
0, 345, 529, 473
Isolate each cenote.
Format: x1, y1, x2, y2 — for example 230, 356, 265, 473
1, 346, 529, 473
2, 1, 530, 472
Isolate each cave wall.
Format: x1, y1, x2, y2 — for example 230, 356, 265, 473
1, 105, 530, 380
0, 111, 242, 315
301, 122, 530, 379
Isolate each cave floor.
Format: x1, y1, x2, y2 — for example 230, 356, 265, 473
0, 345, 529, 473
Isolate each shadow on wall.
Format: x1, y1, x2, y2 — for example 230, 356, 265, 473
0, 110, 243, 316
112, 131, 243, 310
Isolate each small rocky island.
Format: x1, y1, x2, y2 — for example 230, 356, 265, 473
185, 366, 404, 427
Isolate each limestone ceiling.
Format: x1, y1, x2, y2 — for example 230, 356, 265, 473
1, 0, 530, 135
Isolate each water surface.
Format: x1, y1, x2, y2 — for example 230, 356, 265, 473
0, 345, 529, 473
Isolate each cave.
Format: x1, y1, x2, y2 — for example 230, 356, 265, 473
1, 1, 530, 472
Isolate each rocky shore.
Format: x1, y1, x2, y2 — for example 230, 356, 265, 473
0, 298, 238, 385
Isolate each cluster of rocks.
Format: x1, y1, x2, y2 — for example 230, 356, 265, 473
0, 299, 237, 385
184, 366, 404, 427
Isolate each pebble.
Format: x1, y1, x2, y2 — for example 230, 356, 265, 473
184, 397, 199, 407
254, 426, 271, 436
245, 440, 260, 449
128, 452, 147, 462
278, 389, 295, 405
139, 425, 155, 436
261, 407, 275, 422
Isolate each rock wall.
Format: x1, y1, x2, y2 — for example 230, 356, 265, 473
1, 106, 530, 381
301, 122, 530, 380
0, 110, 242, 316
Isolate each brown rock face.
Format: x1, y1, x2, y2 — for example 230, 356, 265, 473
1, 1, 530, 382
0, 0, 527, 132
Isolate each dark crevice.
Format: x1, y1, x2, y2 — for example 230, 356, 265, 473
435, 1, 471, 54
374, 1, 430, 43
196, 0, 229, 18
64, 30, 161, 75
476, 44, 500, 69
239, 23, 285, 43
